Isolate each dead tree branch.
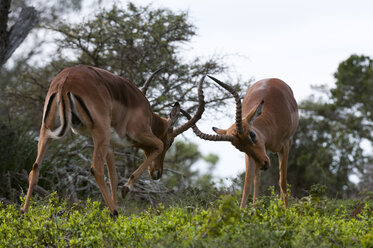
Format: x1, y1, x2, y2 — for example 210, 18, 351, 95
0, 1, 38, 67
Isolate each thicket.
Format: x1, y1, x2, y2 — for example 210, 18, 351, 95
1, 188, 372, 247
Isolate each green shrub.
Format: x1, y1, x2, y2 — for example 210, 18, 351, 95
0, 123, 37, 202
1, 191, 372, 247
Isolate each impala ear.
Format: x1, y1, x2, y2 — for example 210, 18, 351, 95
245, 100, 264, 126
212, 127, 227, 135
168, 102, 180, 130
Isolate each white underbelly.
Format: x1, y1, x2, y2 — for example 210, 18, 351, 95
71, 126, 132, 148
109, 128, 132, 148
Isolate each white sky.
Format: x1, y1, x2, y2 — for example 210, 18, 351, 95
128, 0, 373, 182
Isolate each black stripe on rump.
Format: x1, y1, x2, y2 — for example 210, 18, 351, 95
67, 93, 81, 127
73, 94, 94, 125
43, 93, 56, 125
58, 92, 68, 137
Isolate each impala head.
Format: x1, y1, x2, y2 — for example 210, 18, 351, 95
212, 100, 270, 170
184, 75, 270, 170
145, 76, 206, 180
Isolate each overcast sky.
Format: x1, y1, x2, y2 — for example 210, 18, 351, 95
125, 0, 373, 182
85, 0, 373, 182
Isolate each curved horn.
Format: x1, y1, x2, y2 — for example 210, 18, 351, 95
141, 68, 163, 95
207, 75, 243, 134
172, 76, 206, 137
180, 109, 233, 142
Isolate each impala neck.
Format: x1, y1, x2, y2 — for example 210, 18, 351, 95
251, 113, 278, 152
151, 113, 168, 139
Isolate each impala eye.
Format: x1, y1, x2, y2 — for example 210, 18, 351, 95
249, 131, 256, 142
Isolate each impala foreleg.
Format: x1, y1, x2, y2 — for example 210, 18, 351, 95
252, 164, 260, 206
240, 155, 256, 208
121, 134, 163, 199
106, 150, 118, 205
23, 129, 51, 213
278, 141, 291, 208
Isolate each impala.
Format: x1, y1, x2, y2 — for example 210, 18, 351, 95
183, 76, 298, 207
22, 65, 205, 215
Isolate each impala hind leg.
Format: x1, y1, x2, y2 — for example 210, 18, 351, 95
240, 155, 256, 208
121, 133, 163, 199
23, 129, 51, 213
90, 128, 118, 216
278, 140, 291, 208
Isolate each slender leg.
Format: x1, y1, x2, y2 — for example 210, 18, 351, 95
23, 128, 51, 213
252, 164, 260, 206
240, 154, 255, 208
106, 150, 118, 205
90, 128, 118, 215
23, 93, 59, 213
121, 133, 163, 199
278, 140, 291, 208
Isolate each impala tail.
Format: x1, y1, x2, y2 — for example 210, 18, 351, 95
43, 76, 93, 139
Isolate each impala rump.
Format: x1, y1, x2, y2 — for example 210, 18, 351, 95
43, 89, 94, 139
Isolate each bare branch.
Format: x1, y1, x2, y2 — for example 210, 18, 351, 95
19, 170, 48, 196
0, 6, 38, 66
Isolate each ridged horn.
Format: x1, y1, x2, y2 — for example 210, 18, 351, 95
180, 109, 233, 142
207, 75, 243, 134
141, 68, 163, 95
172, 76, 206, 137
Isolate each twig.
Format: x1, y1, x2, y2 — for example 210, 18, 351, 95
19, 170, 48, 196
129, 188, 173, 194
164, 168, 184, 176
67, 175, 78, 202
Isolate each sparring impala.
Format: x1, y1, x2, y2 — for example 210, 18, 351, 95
22, 65, 206, 215
183, 76, 298, 208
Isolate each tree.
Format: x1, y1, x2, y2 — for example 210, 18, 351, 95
52, 3, 239, 114
331, 54, 373, 141
0, 0, 38, 203
0, 0, 38, 67
331, 54, 373, 192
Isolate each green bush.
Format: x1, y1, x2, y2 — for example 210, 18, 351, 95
0, 123, 37, 202
1, 190, 372, 247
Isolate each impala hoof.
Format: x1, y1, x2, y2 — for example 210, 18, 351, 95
261, 161, 269, 171
110, 210, 119, 218
150, 170, 162, 180
121, 186, 130, 199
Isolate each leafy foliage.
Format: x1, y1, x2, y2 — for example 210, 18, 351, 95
0, 123, 36, 203
332, 54, 373, 125
1, 190, 372, 247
